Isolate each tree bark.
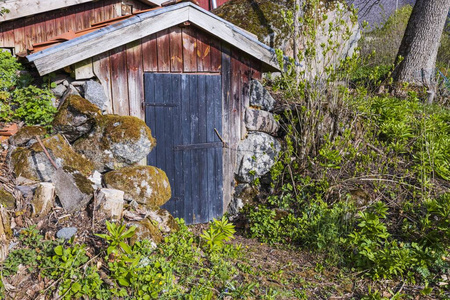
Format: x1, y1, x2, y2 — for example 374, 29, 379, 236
392, 0, 450, 85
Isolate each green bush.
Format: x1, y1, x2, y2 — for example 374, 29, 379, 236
0, 51, 56, 127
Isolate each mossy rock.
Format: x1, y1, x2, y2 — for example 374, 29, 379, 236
131, 218, 163, 244
9, 126, 47, 147
214, 0, 293, 51
73, 114, 156, 172
0, 188, 15, 210
104, 166, 171, 207
53, 95, 102, 142
11, 134, 94, 182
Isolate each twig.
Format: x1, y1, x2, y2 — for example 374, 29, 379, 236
35, 136, 58, 169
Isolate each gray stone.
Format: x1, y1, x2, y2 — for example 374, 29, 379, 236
228, 184, 257, 215
123, 207, 178, 233
235, 132, 281, 183
9, 126, 47, 147
10, 134, 95, 182
245, 108, 280, 135
103, 166, 171, 207
53, 95, 102, 142
56, 227, 77, 240
249, 80, 276, 112
83, 80, 109, 112
88, 171, 102, 190
51, 84, 67, 98
73, 115, 156, 172
52, 168, 94, 213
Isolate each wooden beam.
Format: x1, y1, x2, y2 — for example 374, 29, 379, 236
74, 58, 94, 80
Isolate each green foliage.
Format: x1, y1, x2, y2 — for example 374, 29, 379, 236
360, 5, 413, 66
0, 51, 21, 91
0, 51, 56, 127
247, 0, 450, 290
95, 221, 136, 255
200, 216, 236, 253
11, 86, 57, 128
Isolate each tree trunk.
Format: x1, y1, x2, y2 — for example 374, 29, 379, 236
392, 0, 450, 85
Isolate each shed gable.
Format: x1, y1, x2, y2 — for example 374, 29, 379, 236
26, 2, 280, 75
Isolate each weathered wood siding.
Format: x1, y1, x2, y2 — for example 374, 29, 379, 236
91, 25, 261, 212
0, 0, 150, 54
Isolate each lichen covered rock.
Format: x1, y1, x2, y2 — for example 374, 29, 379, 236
10, 134, 94, 182
235, 132, 281, 183
0, 188, 15, 210
104, 166, 171, 207
245, 108, 280, 135
9, 126, 47, 147
249, 80, 276, 111
124, 206, 179, 233
73, 115, 156, 172
131, 218, 163, 244
53, 95, 101, 142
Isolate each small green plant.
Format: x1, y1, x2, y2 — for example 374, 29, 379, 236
95, 221, 136, 255
201, 216, 236, 253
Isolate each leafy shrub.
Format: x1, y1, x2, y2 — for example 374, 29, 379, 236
11, 86, 57, 127
0, 51, 56, 127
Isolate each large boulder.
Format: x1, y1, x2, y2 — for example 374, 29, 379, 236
235, 132, 281, 183
52, 95, 101, 142
245, 108, 280, 135
10, 134, 95, 182
73, 115, 156, 172
103, 166, 171, 207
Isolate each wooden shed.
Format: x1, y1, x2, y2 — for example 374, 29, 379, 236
26, 2, 280, 224
0, 0, 232, 55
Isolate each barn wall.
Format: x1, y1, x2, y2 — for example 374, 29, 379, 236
90, 25, 262, 212
0, 0, 150, 54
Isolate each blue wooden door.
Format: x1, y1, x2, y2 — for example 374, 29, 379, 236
144, 73, 223, 224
